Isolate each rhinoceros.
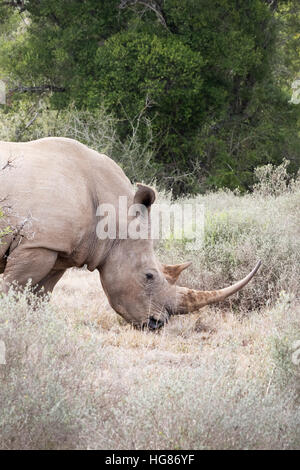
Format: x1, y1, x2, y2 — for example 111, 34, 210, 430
0, 137, 261, 329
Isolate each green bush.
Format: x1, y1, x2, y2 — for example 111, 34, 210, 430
1, 1, 299, 194
91, 32, 205, 162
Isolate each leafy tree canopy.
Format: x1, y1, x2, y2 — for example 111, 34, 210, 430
0, 0, 299, 194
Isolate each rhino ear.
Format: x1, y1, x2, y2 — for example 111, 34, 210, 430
162, 261, 192, 285
134, 183, 156, 208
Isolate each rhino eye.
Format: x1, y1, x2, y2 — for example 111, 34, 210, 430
145, 273, 154, 280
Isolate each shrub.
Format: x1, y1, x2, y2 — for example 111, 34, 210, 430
157, 169, 300, 311
0, 207, 11, 243
0, 286, 108, 449
253, 159, 295, 197
0, 104, 159, 184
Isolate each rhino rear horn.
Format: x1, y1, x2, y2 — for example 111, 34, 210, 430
162, 261, 192, 285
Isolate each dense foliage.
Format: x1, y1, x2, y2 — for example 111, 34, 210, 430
0, 0, 299, 194
1, 178, 300, 449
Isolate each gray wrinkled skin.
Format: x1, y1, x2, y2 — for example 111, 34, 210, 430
0, 137, 260, 329
0, 138, 176, 328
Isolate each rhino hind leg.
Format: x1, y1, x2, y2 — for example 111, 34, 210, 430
2, 246, 58, 294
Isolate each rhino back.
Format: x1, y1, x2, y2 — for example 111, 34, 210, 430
0, 137, 133, 261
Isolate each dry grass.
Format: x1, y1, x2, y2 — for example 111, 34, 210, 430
0, 167, 300, 450
0, 269, 299, 449
157, 164, 300, 311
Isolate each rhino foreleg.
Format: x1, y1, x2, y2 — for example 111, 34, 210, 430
2, 246, 58, 293
35, 269, 66, 297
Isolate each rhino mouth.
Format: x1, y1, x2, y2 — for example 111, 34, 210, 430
147, 317, 165, 330
145, 309, 172, 330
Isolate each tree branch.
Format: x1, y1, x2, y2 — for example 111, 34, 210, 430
9, 85, 66, 94
2, 1, 26, 12
263, 0, 279, 11
119, 0, 169, 31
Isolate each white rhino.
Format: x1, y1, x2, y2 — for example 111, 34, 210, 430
0, 137, 260, 329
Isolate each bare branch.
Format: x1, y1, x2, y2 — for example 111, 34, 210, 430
24, 110, 39, 129
263, 0, 279, 11
9, 85, 66, 94
1, 158, 16, 171
119, 0, 169, 31
2, 0, 26, 12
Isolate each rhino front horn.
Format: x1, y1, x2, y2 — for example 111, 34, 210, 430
174, 260, 261, 314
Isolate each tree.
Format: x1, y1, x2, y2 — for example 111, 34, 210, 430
0, 0, 299, 194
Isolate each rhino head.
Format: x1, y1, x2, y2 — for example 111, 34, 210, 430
98, 184, 261, 330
